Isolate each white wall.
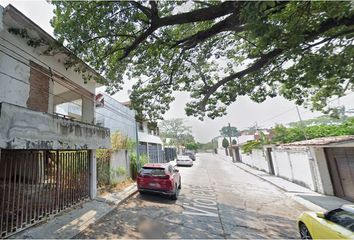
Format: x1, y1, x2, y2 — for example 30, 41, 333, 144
240, 147, 317, 191
240, 149, 269, 172
272, 148, 315, 190
310, 147, 334, 195
110, 150, 131, 182
0, 51, 30, 107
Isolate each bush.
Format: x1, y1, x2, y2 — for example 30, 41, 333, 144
130, 153, 149, 179
111, 131, 136, 151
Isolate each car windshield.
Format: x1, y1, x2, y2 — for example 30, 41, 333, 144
327, 209, 354, 231
140, 167, 166, 176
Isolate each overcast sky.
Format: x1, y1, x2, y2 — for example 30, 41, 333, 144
2, 0, 354, 143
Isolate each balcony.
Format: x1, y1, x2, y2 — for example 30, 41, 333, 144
0, 102, 110, 149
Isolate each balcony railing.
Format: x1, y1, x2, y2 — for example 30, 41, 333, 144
0, 102, 110, 150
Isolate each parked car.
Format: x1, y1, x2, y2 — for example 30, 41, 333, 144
137, 163, 181, 200
177, 155, 193, 167
183, 152, 196, 161
297, 205, 354, 239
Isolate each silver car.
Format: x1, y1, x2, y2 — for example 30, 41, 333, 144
176, 155, 193, 167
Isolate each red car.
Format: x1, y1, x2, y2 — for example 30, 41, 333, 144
137, 163, 181, 200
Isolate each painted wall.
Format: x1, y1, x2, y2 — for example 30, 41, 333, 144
110, 150, 131, 182
240, 149, 269, 172
96, 93, 136, 140
0, 102, 110, 150
239, 146, 316, 191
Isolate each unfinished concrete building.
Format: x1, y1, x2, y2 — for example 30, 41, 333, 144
0, 5, 110, 237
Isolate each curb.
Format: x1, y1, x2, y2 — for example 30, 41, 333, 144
232, 162, 289, 192
232, 162, 323, 211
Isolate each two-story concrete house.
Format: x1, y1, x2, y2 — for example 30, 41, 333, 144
0, 5, 110, 238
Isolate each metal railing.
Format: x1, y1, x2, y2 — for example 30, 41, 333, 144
0, 150, 90, 238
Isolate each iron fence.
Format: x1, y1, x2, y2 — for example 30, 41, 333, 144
0, 150, 90, 238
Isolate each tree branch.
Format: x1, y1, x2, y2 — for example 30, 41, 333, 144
173, 13, 245, 49
131, 2, 153, 18
158, 1, 242, 26
198, 15, 354, 110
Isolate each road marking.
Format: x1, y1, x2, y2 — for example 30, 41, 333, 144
183, 185, 218, 218
193, 198, 217, 206
183, 204, 218, 217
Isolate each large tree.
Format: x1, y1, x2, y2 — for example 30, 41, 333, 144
159, 118, 192, 145
51, 1, 354, 121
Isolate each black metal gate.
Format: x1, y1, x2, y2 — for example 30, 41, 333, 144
0, 150, 90, 238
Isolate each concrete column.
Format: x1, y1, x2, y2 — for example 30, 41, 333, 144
82, 96, 94, 124
0, 6, 4, 32
89, 149, 97, 199
310, 147, 334, 195
48, 78, 54, 114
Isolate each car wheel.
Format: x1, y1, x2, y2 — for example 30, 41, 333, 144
171, 185, 178, 200
178, 179, 181, 189
299, 223, 312, 239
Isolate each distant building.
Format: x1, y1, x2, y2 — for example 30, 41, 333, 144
121, 102, 164, 163
95, 93, 136, 139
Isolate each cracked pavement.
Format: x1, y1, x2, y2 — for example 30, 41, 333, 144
75, 153, 308, 239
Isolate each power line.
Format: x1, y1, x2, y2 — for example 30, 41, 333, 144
0, 36, 136, 120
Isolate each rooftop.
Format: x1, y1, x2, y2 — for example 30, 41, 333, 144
284, 135, 354, 147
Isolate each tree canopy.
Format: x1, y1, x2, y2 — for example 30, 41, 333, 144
159, 118, 193, 146
219, 126, 240, 137
51, 1, 354, 121
222, 138, 230, 149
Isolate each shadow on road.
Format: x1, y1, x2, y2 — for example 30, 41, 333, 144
137, 192, 177, 204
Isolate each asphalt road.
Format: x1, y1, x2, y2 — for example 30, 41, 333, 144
76, 153, 308, 239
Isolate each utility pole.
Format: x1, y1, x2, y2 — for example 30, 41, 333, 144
296, 106, 308, 140
228, 123, 234, 162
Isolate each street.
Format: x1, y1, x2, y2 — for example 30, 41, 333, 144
76, 153, 307, 239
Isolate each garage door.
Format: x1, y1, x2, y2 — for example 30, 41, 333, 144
325, 147, 354, 202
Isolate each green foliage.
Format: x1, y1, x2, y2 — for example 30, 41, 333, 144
96, 149, 112, 159
241, 131, 270, 154
288, 115, 348, 127
110, 166, 127, 185
232, 139, 237, 145
272, 118, 354, 144
159, 118, 194, 147
52, 2, 354, 121
242, 140, 263, 154
198, 140, 217, 151
220, 126, 240, 137
242, 117, 354, 154
185, 142, 198, 151
111, 131, 135, 151
8, 28, 44, 48
130, 153, 149, 179
222, 138, 229, 149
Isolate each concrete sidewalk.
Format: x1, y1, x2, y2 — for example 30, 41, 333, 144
233, 162, 353, 212
12, 184, 137, 239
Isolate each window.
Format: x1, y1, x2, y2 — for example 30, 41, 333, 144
140, 167, 166, 176
326, 209, 354, 231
